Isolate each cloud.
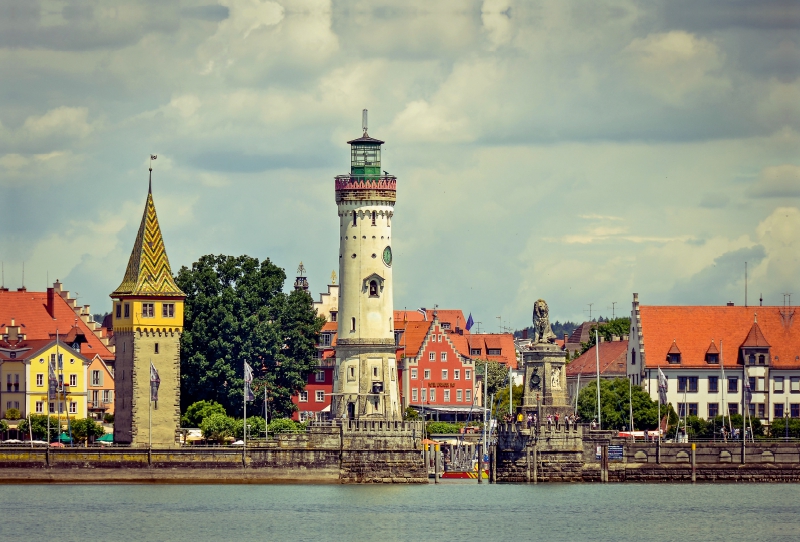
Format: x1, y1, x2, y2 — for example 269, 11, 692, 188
748, 164, 800, 197
699, 193, 730, 208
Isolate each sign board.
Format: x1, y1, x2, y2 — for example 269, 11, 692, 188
608, 445, 624, 462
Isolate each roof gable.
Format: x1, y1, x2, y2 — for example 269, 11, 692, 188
741, 319, 770, 348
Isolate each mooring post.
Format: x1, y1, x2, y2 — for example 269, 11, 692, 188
532, 443, 538, 484
423, 444, 429, 479
601, 445, 608, 483
656, 435, 661, 464
434, 444, 439, 483
490, 444, 496, 483
691, 443, 696, 483
526, 445, 531, 484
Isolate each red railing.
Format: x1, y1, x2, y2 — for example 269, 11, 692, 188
335, 176, 396, 191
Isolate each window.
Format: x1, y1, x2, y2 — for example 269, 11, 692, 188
757, 403, 765, 418
708, 376, 718, 393
299, 391, 308, 402
631, 350, 636, 365
688, 377, 698, 392
678, 377, 687, 393
466, 390, 472, 402
371, 211, 376, 226
457, 389, 463, 402
421, 389, 426, 402
352, 213, 357, 227
454, 370, 460, 380
49, 402, 55, 413
124, 303, 130, 318
369, 280, 378, 297
465, 370, 471, 380
412, 389, 418, 402
154, 343, 159, 354
441, 323, 451, 330
116, 304, 122, 318
728, 377, 738, 393
688, 403, 698, 416
708, 403, 719, 418
429, 389, 436, 402
316, 391, 325, 402
351, 317, 356, 332
162, 303, 175, 318
91, 370, 101, 386
316, 371, 325, 382
57, 402, 64, 413
142, 303, 155, 318
424, 369, 430, 380
444, 390, 450, 402
442, 370, 448, 380
728, 403, 739, 415
775, 377, 785, 393
792, 377, 800, 393
706, 354, 718, 364
792, 404, 800, 418
394, 331, 402, 345
748, 403, 756, 417
758, 354, 765, 365
441, 352, 447, 362
6, 374, 10, 392
775, 403, 784, 418
677, 403, 686, 417
470, 349, 482, 356
69, 402, 77, 414
411, 369, 418, 380
757, 377, 765, 392
103, 390, 112, 403
347, 366, 355, 381
372, 367, 378, 378
748, 376, 756, 393
429, 352, 435, 361
330, 311, 337, 322
488, 349, 501, 356
320, 333, 332, 347
36, 374, 43, 387
677, 403, 698, 417
748, 353, 756, 365
36, 401, 43, 414
438, 335, 443, 342
668, 353, 680, 364
69, 374, 77, 387
9, 352, 15, 359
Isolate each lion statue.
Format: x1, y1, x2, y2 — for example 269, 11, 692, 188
532, 299, 557, 344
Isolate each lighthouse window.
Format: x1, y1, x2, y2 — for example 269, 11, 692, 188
353, 213, 357, 227
371, 211, 376, 225
351, 317, 356, 332
369, 280, 378, 297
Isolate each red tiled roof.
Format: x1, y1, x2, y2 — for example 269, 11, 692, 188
742, 320, 770, 348
467, 333, 518, 368
706, 340, 720, 355
0, 291, 114, 361
667, 340, 681, 355
567, 322, 595, 345
639, 306, 799, 369
321, 321, 338, 332
400, 321, 433, 358
566, 340, 628, 377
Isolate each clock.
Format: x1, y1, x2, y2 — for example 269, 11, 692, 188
382, 246, 392, 267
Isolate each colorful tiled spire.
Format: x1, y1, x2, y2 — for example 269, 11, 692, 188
112, 182, 184, 297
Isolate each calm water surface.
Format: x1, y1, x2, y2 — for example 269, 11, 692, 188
3, 482, 798, 541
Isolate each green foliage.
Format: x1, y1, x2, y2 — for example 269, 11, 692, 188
404, 407, 419, 421
5, 408, 21, 420
182, 400, 227, 427
0, 420, 8, 433
267, 418, 306, 434
18, 415, 60, 441
474, 360, 511, 397
103, 413, 114, 424
199, 413, 236, 443
176, 254, 326, 418
579, 318, 632, 355
770, 418, 800, 438
577, 378, 666, 430
492, 384, 523, 418
234, 416, 266, 439
426, 422, 461, 434
70, 418, 106, 442
670, 414, 764, 439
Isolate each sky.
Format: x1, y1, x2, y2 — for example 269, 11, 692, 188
2, 0, 799, 331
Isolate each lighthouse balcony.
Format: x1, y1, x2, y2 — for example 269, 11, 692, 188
335, 175, 396, 191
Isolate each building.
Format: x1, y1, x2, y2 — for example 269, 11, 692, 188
330, 113, 401, 420
628, 293, 800, 426
565, 338, 628, 406
111, 173, 185, 446
564, 322, 597, 358
87, 355, 115, 420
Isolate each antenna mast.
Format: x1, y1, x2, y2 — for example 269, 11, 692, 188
362, 109, 368, 135
745, 261, 748, 308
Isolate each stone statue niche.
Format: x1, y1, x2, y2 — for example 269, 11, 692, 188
532, 299, 557, 344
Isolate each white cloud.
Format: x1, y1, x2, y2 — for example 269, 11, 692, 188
21, 106, 94, 140
748, 164, 800, 197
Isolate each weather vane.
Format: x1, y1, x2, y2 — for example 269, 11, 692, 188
331, 270, 337, 285
362, 109, 368, 136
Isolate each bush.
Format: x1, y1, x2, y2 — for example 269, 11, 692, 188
426, 422, 461, 434
5, 408, 20, 420
103, 413, 114, 424
182, 400, 226, 427
0, 420, 8, 433
267, 418, 305, 434
70, 418, 105, 442
404, 407, 419, 421
234, 416, 266, 439
200, 413, 236, 443
18, 415, 60, 441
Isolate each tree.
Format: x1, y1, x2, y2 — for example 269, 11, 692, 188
0, 420, 7, 436
234, 416, 266, 439
770, 417, 800, 438
70, 417, 106, 444
176, 255, 326, 418
18, 415, 60, 441
199, 413, 236, 443
5, 408, 20, 420
267, 418, 305, 434
577, 378, 668, 430
492, 384, 523, 419
404, 407, 419, 421
181, 400, 227, 427
103, 413, 114, 424
579, 318, 631, 355
474, 360, 511, 398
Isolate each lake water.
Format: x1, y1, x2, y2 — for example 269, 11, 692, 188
3, 482, 798, 541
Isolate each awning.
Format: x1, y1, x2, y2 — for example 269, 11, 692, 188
96, 433, 113, 443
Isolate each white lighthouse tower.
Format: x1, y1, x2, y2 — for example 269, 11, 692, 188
331, 110, 401, 420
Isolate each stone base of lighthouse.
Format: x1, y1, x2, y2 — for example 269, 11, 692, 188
521, 344, 572, 420
332, 339, 401, 421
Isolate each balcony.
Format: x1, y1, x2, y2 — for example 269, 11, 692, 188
334, 175, 396, 203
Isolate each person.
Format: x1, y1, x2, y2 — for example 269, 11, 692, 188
517, 412, 524, 424
526, 413, 533, 429
555, 413, 560, 430
591, 419, 597, 430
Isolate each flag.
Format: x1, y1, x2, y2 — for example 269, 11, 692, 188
417, 308, 427, 321
150, 154, 157, 160
48, 360, 58, 400
466, 313, 474, 332
150, 362, 160, 402
244, 361, 255, 402
744, 378, 752, 405
657, 368, 668, 405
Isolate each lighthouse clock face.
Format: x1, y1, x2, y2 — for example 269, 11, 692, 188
382, 246, 392, 267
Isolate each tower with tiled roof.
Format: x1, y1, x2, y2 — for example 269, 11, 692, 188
331, 110, 400, 420
110, 170, 184, 447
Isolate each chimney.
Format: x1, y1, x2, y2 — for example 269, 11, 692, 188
727, 301, 735, 307
564, 333, 568, 343
7, 319, 19, 342
611, 334, 620, 342
47, 288, 56, 319
17, 287, 26, 292
522, 329, 528, 340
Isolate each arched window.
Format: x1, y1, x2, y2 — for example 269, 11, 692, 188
758, 354, 765, 365
631, 349, 636, 365
351, 317, 356, 332
369, 280, 378, 297
748, 353, 756, 365
371, 211, 376, 225
352, 213, 357, 227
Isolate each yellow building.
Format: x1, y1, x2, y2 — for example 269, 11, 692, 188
111, 174, 185, 447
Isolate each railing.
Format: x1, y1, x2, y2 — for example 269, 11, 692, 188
334, 176, 396, 191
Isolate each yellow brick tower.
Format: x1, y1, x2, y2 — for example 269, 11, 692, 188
111, 169, 185, 447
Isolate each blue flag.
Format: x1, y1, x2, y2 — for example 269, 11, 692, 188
466, 313, 474, 331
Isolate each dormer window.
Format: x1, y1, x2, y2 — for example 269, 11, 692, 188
441, 323, 451, 330
749, 353, 756, 365
470, 349, 482, 356
667, 340, 681, 364
706, 354, 718, 364
668, 354, 681, 364
758, 354, 765, 365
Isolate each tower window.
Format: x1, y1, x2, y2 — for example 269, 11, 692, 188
330, 311, 337, 322
353, 213, 357, 227
371, 211, 376, 225
154, 343, 159, 354
124, 303, 130, 318
369, 280, 378, 297
116, 304, 122, 318
162, 303, 175, 318
351, 317, 356, 332
142, 303, 155, 318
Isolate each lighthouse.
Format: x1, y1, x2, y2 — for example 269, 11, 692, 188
331, 110, 401, 420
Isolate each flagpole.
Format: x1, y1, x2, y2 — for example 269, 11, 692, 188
243, 361, 247, 451
595, 329, 601, 430
149, 358, 152, 451
657, 365, 660, 444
